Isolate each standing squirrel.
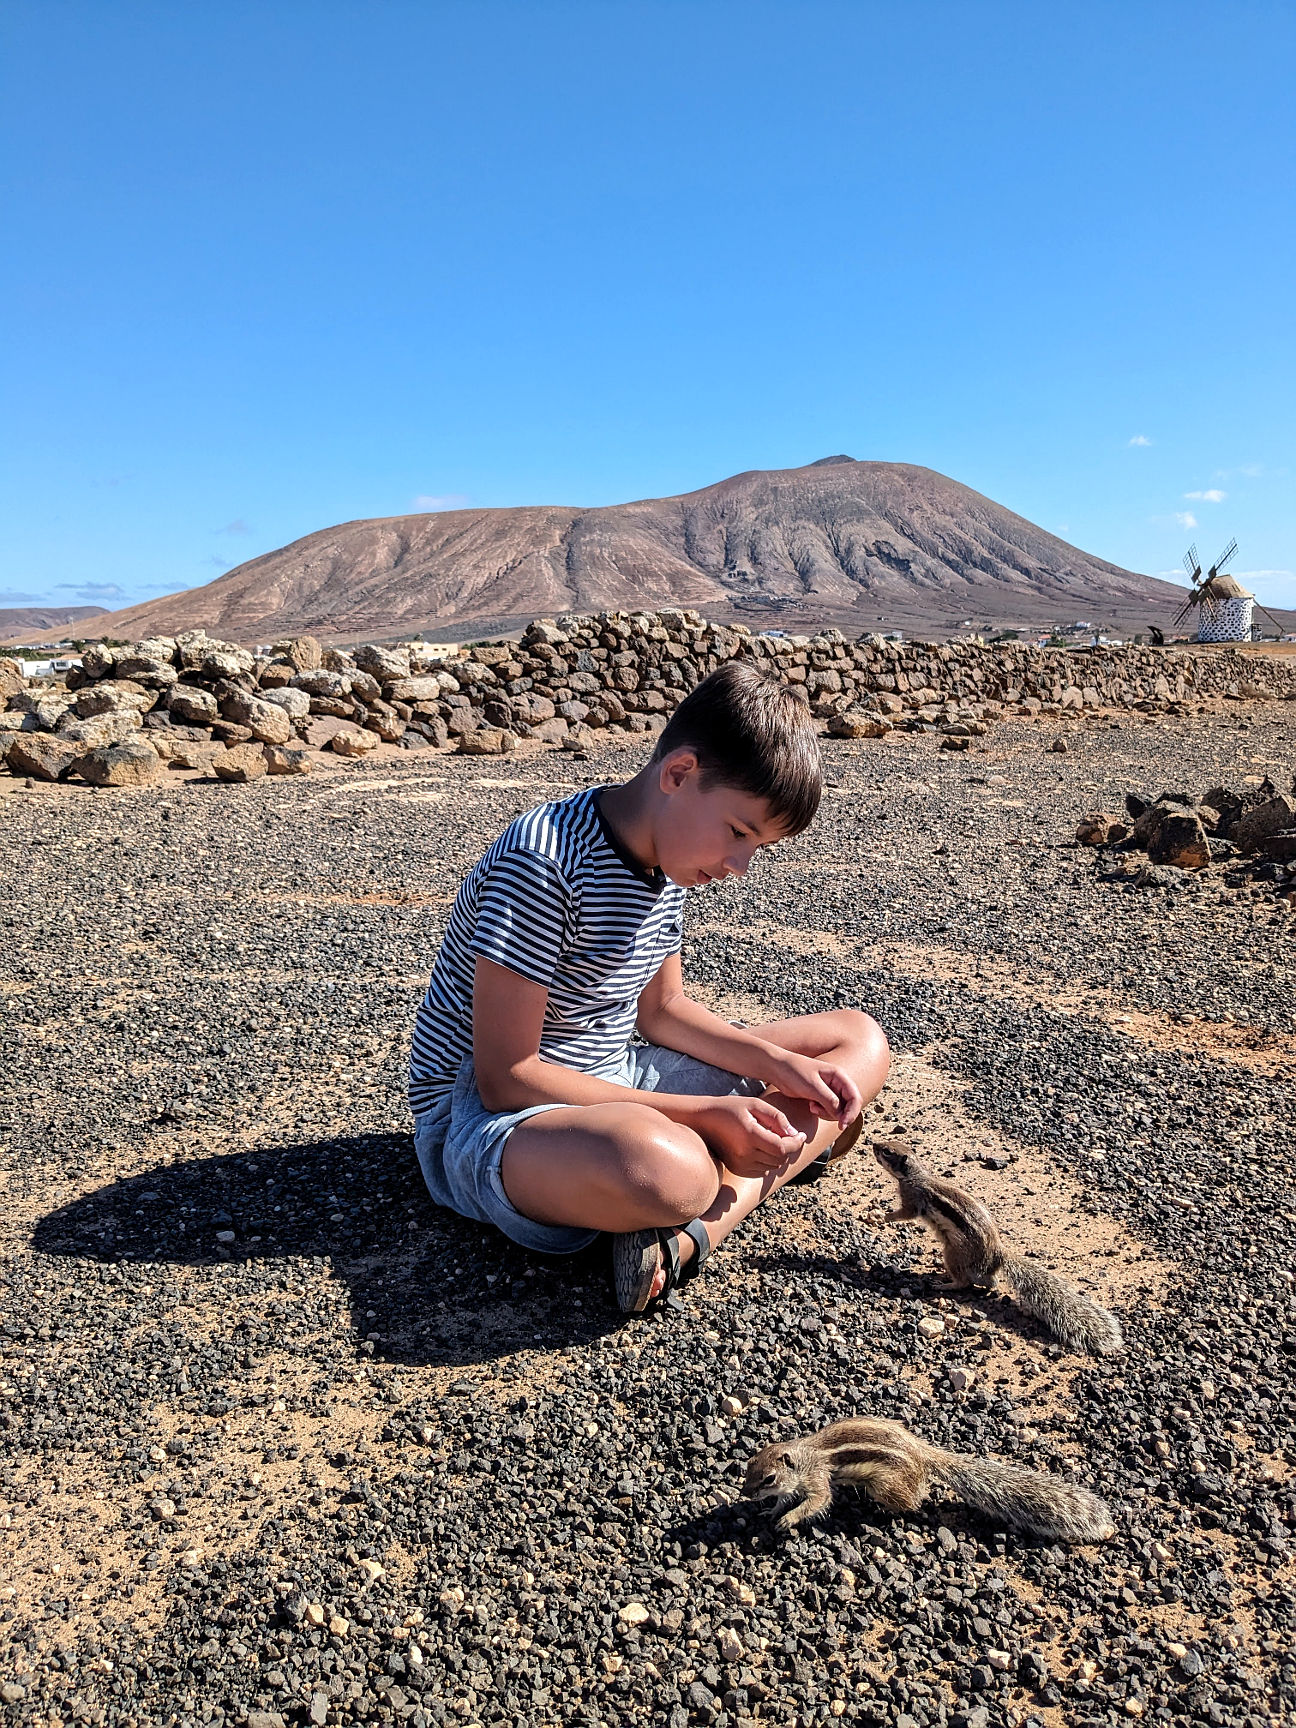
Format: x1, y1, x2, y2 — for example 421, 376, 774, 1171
745, 1417, 1114, 1542
872, 1139, 1123, 1357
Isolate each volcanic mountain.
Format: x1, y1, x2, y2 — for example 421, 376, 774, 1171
0, 604, 108, 646
88, 458, 1201, 644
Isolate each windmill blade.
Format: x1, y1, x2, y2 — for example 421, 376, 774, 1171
1252, 599, 1288, 636
1171, 594, 1198, 628
1212, 538, 1238, 574
1182, 544, 1201, 580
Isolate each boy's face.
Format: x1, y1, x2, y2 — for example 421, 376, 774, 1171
654, 751, 789, 888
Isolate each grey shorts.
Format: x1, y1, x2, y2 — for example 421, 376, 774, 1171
412, 1043, 765, 1255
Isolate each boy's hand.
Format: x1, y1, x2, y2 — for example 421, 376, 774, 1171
692, 1096, 807, 1176
761, 1050, 862, 1130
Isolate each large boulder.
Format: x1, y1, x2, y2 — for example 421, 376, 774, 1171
349, 671, 383, 706
353, 643, 410, 683
113, 654, 178, 690
363, 702, 405, 742
1233, 794, 1296, 856
257, 686, 311, 720
0, 658, 25, 702
56, 711, 145, 750
290, 669, 352, 699
168, 684, 220, 726
7, 734, 81, 780
329, 727, 379, 757
78, 643, 122, 679
383, 675, 447, 703
212, 742, 268, 782
13, 688, 77, 730
1146, 811, 1210, 869
73, 739, 163, 788
218, 688, 293, 745
195, 642, 256, 680
73, 679, 155, 719
283, 635, 323, 672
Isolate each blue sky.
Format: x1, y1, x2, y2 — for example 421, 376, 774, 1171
1, 1, 1292, 615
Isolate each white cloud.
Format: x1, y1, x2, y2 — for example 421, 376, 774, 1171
57, 581, 126, 601
214, 518, 252, 535
411, 493, 470, 512
1128, 434, 1153, 447
1174, 512, 1197, 530
202, 555, 233, 570
1184, 489, 1226, 502
0, 588, 42, 605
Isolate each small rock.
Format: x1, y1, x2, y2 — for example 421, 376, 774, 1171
1049, 737, 1068, 753
212, 742, 269, 782
1076, 812, 1130, 846
263, 743, 313, 775
947, 1366, 976, 1392
309, 1694, 330, 1725
457, 726, 517, 756
358, 1558, 384, 1582
720, 1393, 748, 1418
2, 1683, 28, 1704
73, 739, 163, 788
327, 1615, 349, 1637
246, 1714, 286, 1728
305, 1602, 326, 1627
329, 727, 379, 757
149, 1497, 176, 1520
618, 1601, 651, 1625
917, 1316, 945, 1338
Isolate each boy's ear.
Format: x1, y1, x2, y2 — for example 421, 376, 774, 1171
657, 748, 699, 794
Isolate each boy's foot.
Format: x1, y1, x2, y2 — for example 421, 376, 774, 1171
612, 1220, 711, 1314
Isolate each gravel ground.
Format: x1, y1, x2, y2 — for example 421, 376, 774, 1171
1, 705, 1293, 1728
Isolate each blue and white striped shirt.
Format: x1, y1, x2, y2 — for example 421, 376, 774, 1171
408, 787, 687, 1116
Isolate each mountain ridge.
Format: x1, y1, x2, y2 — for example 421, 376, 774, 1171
84, 458, 1219, 644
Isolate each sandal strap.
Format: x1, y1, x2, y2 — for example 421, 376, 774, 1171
679, 1217, 711, 1276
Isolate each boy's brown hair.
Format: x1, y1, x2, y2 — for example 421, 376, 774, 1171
652, 660, 822, 835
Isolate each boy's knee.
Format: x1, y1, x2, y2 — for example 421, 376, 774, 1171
841, 1008, 890, 1082
616, 1108, 719, 1221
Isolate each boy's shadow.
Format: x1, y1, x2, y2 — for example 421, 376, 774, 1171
31, 1133, 618, 1367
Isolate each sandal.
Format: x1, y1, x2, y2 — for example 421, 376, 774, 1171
612, 1218, 711, 1314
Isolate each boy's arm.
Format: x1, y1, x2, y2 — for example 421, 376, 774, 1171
471, 957, 807, 1172
635, 953, 860, 1128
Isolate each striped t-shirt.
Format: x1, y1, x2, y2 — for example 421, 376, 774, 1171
408, 786, 687, 1116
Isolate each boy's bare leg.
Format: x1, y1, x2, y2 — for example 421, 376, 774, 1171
661, 1007, 890, 1286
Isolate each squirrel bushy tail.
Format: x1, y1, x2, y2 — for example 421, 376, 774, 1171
930, 1450, 1114, 1543
1000, 1254, 1124, 1356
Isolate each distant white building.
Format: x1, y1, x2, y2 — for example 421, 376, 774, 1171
1194, 574, 1254, 643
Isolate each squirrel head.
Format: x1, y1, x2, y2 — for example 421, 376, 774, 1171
744, 1442, 801, 1505
872, 1137, 923, 1178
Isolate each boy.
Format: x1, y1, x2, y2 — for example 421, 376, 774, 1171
409, 661, 890, 1312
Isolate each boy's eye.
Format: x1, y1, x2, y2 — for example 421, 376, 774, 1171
729, 825, 746, 839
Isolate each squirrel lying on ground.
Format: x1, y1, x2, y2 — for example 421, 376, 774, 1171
872, 1138, 1123, 1357
745, 1417, 1115, 1542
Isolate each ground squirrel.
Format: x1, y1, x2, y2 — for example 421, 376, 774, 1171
745, 1417, 1115, 1542
872, 1138, 1123, 1357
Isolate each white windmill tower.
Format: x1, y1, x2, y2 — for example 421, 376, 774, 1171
1174, 540, 1258, 643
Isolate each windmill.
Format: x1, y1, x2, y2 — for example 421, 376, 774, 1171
1172, 539, 1280, 642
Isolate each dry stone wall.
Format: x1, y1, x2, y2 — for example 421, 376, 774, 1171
3, 611, 1295, 784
